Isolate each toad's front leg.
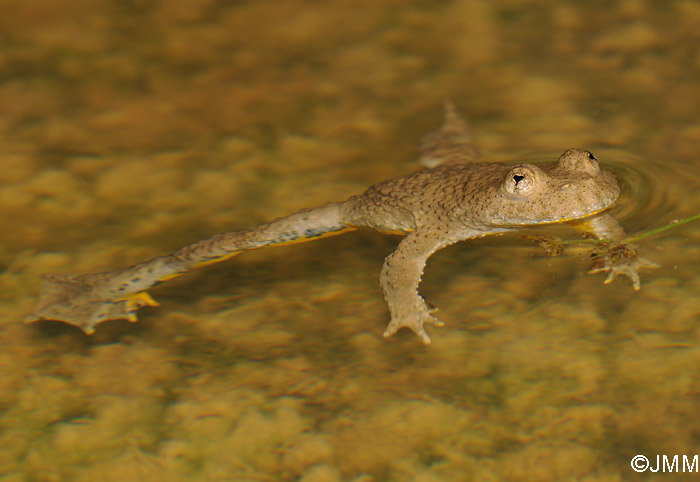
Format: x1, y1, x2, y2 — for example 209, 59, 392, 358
379, 230, 452, 344
570, 212, 658, 289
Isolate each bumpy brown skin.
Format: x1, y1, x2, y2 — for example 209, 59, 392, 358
28, 103, 654, 343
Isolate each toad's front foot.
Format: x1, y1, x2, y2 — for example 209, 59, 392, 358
588, 242, 659, 290
383, 304, 443, 345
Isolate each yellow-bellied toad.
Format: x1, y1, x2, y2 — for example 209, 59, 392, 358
28, 103, 656, 343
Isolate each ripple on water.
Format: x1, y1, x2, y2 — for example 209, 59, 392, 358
602, 149, 683, 234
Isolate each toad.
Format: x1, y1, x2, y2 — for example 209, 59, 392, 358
28, 103, 656, 343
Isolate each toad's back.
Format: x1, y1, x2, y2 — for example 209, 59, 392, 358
341, 162, 508, 233
342, 151, 619, 234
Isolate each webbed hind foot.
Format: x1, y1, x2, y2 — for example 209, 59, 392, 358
26, 273, 159, 334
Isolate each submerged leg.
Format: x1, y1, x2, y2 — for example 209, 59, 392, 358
28, 203, 354, 334
419, 101, 480, 168
379, 230, 449, 344
570, 212, 658, 290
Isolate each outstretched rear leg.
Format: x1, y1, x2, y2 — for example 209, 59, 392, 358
28, 202, 354, 334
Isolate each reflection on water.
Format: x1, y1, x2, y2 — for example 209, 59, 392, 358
1, 0, 700, 480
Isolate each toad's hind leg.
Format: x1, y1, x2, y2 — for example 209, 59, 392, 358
380, 230, 451, 344
28, 202, 354, 334
419, 101, 480, 168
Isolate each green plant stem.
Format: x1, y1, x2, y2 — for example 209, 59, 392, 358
625, 212, 700, 242
562, 212, 700, 246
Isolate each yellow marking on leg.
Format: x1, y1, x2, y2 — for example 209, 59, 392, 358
157, 272, 182, 282
154, 227, 355, 284
155, 251, 243, 283
111, 291, 161, 324
192, 250, 242, 269
377, 228, 414, 235
117, 291, 160, 307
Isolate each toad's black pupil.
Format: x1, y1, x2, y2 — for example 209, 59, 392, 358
587, 152, 597, 160
513, 175, 525, 183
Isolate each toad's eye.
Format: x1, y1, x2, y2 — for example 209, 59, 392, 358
558, 149, 600, 175
583, 151, 600, 175
502, 166, 538, 198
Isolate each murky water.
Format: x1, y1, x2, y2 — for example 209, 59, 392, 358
1, 0, 699, 480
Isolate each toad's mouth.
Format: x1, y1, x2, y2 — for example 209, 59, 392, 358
491, 204, 617, 228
